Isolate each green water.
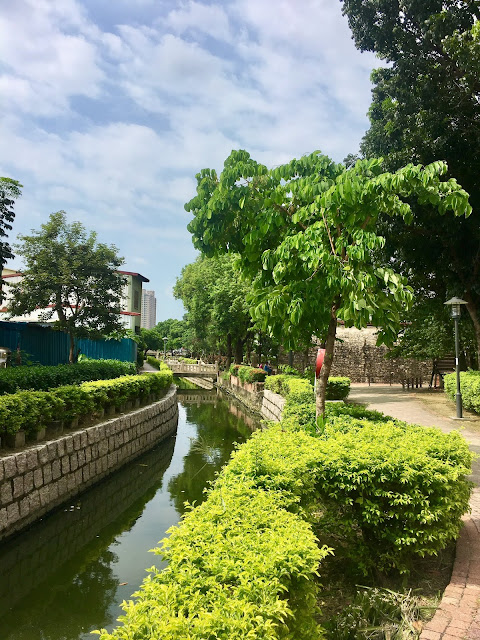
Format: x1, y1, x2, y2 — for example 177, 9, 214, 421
0, 389, 256, 640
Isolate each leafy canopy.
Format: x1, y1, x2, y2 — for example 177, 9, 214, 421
174, 253, 254, 359
186, 149, 471, 350
0, 177, 22, 299
9, 211, 126, 360
341, 0, 480, 357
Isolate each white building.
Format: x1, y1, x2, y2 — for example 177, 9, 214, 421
141, 290, 156, 329
0, 269, 149, 334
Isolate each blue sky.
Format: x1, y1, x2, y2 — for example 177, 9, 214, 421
0, 0, 379, 320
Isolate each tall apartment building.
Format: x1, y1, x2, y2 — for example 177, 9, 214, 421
141, 289, 156, 329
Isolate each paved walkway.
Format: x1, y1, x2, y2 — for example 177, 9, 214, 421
349, 384, 480, 639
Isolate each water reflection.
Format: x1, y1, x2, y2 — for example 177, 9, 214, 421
0, 392, 257, 640
170, 391, 251, 513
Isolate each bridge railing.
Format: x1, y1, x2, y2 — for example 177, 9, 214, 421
166, 362, 218, 374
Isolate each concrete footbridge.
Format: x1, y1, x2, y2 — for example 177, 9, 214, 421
165, 360, 219, 379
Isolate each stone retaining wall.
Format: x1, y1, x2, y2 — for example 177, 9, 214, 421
0, 433, 176, 618
0, 385, 178, 542
217, 376, 264, 413
261, 389, 286, 422
276, 326, 431, 384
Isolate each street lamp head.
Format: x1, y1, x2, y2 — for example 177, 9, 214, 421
445, 297, 468, 319
163, 336, 168, 341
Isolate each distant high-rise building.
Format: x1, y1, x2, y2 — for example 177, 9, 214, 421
141, 290, 156, 329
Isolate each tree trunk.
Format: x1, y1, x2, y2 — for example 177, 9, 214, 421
288, 350, 294, 367
226, 333, 232, 369
316, 303, 339, 417
68, 332, 75, 364
234, 337, 244, 364
465, 291, 480, 369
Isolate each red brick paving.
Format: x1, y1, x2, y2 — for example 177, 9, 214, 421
420, 488, 480, 639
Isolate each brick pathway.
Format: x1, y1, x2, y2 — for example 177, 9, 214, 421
348, 385, 480, 640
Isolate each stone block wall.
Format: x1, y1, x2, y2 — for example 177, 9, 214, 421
261, 389, 286, 422
278, 326, 432, 384
0, 434, 176, 618
218, 376, 264, 413
0, 385, 178, 542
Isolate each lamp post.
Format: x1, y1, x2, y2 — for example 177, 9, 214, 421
163, 336, 168, 359
445, 297, 468, 418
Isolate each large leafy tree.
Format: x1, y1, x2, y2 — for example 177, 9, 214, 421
9, 211, 126, 362
174, 254, 254, 366
341, 0, 480, 358
186, 149, 470, 415
0, 177, 22, 301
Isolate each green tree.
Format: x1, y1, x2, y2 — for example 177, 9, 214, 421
9, 211, 126, 363
0, 177, 22, 300
341, 0, 480, 358
139, 327, 164, 358
174, 254, 254, 366
186, 149, 470, 415
154, 318, 189, 353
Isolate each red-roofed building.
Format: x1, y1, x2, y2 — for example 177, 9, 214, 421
0, 269, 149, 334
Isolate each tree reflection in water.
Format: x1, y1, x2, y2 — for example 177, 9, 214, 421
168, 393, 253, 513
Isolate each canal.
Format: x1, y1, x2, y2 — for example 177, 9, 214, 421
0, 388, 257, 640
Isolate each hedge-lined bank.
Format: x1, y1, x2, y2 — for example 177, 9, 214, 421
445, 370, 480, 413
265, 373, 350, 401
94, 378, 472, 639
229, 363, 266, 383
146, 355, 162, 370
0, 360, 136, 395
0, 368, 173, 440
94, 432, 332, 640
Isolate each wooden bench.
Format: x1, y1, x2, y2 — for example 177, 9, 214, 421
429, 356, 456, 388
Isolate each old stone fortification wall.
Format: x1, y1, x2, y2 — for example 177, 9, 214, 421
261, 389, 285, 422
0, 385, 178, 542
278, 326, 431, 384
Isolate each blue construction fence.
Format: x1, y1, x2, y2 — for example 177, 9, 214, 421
0, 321, 137, 366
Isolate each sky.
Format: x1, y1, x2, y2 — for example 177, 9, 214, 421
0, 0, 380, 321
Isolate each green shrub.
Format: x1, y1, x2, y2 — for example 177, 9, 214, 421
147, 355, 161, 370
266, 374, 350, 402
324, 402, 390, 422
224, 422, 472, 574
325, 376, 350, 400
0, 371, 173, 439
94, 430, 331, 640
0, 359, 136, 394
52, 385, 94, 421
229, 363, 241, 376
445, 370, 480, 413
316, 421, 473, 573
278, 364, 300, 376
264, 373, 290, 394
237, 365, 266, 383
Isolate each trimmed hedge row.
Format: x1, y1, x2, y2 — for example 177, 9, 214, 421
229, 364, 266, 383
0, 370, 173, 439
445, 370, 480, 413
94, 433, 332, 640
265, 374, 350, 402
0, 360, 136, 395
146, 355, 161, 370
94, 404, 472, 639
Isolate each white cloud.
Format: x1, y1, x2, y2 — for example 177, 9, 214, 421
165, 1, 232, 41
0, 0, 380, 319
0, 0, 104, 115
